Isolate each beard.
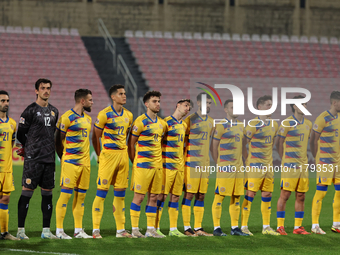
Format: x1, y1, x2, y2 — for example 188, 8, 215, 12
84, 106, 92, 112
0, 106, 8, 113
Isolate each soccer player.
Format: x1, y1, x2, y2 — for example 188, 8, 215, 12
276, 95, 312, 235
128, 91, 166, 238
155, 99, 192, 237
91, 84, 133, 238
55, 89, 93, 239
310, 91, 340, 234
16, 78, 59, 239
181, 92, 214, 236
0, 91, 20, 241
241, 95, 279, 236
211, 99, 248, 236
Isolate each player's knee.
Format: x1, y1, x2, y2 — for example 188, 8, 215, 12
185, 193, 194, 200
149, 193, 158, 202
133, 193, 145, 204
41, 189, 52, 196
197, 193, 205, 201
171, 195, 180, 203
296, 192, 305, 202
0, 195, 10, 204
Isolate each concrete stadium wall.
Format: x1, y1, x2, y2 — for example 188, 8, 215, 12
1, 0, 340, 37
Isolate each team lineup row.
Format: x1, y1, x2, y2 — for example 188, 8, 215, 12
1, 78, 340, 241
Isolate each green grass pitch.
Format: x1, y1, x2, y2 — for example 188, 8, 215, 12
2, 165, 340, 254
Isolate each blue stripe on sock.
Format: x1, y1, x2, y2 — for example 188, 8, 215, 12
96, 190, 108, 198
335, 185, 340, 191
145, 205, 149, 212
145, 206, 157, 213
295, 211, 304, 218
245, 195, 254, 202
114, 190, 126, 197
194, 200, 204, 207
157, 200, 164, 208
182, 198, 191, 206
74, 188, 86, 193
261, 197, 271, 202
131, 203, 141, 212
168, 202, 179, 208
277, 211, 285, 218
61, 189, 73, 194
317, 185, 328, 191
0, 203, 8, 210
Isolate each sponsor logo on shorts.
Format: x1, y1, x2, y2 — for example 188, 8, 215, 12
19, 117, 25, 124
65, 178, 70, 184
102, 179, 108, 185
187, 184, 192, 190
220, 187, 226, 192
249, 182, 254, 188
322, 177, 327, 182
25, 178, 31, 184
285, 182, 289, 188
136, 184, 141, 191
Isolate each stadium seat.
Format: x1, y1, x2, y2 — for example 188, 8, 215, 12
232, 34, 241, 41
242, 34, 251, 41
32, 27, 41, 34
330, 37, 339, 44
222, 33, 231, 40
144, 31, 154, 38
310, 36, 318, 43
320, 36, 329, 44
0, 27, 109, 121
0, 26, 5, 33
212, 33, 221, 40
280, 35, 289, 42
290, 35, 299, 43
124, 30, 134, 37
261, 34, 270, 42
193, 32, 202, 40
251, 34, 261, 41
135, 31, 144, 37
183, 32, 192, 39
300, 36, 309, 43
163, 32, 173, 39
174, 32, 183, 39
154, 31, 163, 38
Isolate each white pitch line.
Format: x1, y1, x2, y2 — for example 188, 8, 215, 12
3, 249, 79, 255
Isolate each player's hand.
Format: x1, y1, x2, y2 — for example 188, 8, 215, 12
16, 147, 25, 157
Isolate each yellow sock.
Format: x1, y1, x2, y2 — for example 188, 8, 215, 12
168, 201, 179, 229
212, 194, 224, 228
333, 188, 340, 223
130, 203, 141, 228
92, 190, 107, 230
56, 189, 72, 229
155, 200, 164, 229
229, 195, 241, 227
294, 211, 304, 227
113, 190, 126, 231
0, 203, 9, 233
181, 198, 191, 227
193, 200, 204, 229
146, 206, 157, 228
72, 189, 87, 229
277, 211, 285, 227
261, 197, 271, 226
241, 195, 253, 227
312, 188, 327, 225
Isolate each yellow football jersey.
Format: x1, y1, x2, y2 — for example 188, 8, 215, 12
278, 116, 312, 168
162, 115, 187, 171
244, 117, 278, 168
131, 113, 166, 169
184, 112, 214, 168
57, 109, 92, 166
94, 106, 133, 152
313, 110, 340, 164
214, 118, 244, 167
0, 117, 16, 173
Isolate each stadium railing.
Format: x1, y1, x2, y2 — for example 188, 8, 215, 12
98, 18, 116, 68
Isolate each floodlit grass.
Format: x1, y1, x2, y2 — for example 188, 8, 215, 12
1, 166, 339, 254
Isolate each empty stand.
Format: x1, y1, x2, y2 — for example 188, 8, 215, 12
0, 27, 109, 122
126, 33, 340, 117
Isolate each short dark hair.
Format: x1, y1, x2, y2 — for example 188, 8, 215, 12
177, 99, 193, 109
0, 90, 9, 97
196, 92, 212, 102
35, 78, 52, 90
256, 95, 272, 109
290, 95, 305, 113
74, 89, 92, 102
109, 84, 125, 96
330, 91, 340, 103
143, 90, 162, 103
224, 99, 233, 108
